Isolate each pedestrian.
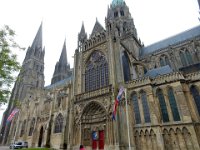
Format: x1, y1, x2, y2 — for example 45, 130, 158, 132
80, 144, 85, 150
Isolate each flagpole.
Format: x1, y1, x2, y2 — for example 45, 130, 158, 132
12, 110, 20, 150
80, 118, 81, 144
125, 88, 131, 150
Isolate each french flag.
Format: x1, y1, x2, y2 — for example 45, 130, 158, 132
6, 108, 19, 123
112, 86, 124, 120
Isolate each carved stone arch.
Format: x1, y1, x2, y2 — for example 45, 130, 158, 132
150, 129, 155, 136
163, 128, 169, 134
145, 129, 149, 136
140, 130, 144, 136
83, 50, 107, 66
81, 101, 107, 124
189, 84, 200, 92
134, 130, 139, 136
169, 128, 175, 134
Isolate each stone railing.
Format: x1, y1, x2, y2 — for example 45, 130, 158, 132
127, 77, 151, 89
184, 71, 200, 81
75, 85, 112, 103
152, 72, 184, 85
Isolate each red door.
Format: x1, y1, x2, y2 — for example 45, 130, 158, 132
92, 131, 98, 150
99, 130, 104, 150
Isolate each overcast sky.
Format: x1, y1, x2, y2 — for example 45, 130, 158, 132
0, 0, 199, 121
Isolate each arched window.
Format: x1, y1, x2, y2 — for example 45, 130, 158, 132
185, 50, 193, 65
132, 92, 141, 124
157, 89, 169, 122
167, 88, 180, 121
160, 57, 165, 67
165, 56, 171, 67
140, 90, 151, 123
20, 120, 26, 137
85, 51, 109, 92
180, 51, 187, 66
190, 86, 200, 115
120, 10, 124, 16
54, 114, 64, 133
29, 118, 35, 136
122, 51, 131, 82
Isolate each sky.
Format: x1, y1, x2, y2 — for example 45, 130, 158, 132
0, 0, 199, 121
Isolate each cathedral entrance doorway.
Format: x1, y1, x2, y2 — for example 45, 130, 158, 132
81, 102, 106, 150
38, 126, 43, 147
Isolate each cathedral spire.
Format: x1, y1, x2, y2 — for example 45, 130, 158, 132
31, 22, 43, 49
51, 39, 72, 85
59, 39, 68, 64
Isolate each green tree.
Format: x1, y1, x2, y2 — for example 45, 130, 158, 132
0, 25, 24, 106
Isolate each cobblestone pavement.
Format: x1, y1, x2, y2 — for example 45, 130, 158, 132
0, 146, 10, 150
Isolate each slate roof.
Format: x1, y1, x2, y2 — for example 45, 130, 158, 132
145, 65, 173, 78
45, 76, 72, 89
141, 25, 200, 56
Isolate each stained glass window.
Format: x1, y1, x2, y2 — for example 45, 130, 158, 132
29, 118, 35, 136
168, 88, 180, 121
190, 86, 200, 115
157, 89, 169, 122
122, 51, 131, 82
140, 90, 151, 123
85, 51, 109, 92
132, 92, 141, 124
54, 114, 63, 133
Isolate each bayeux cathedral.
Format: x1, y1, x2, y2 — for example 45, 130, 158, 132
1, 0, 200, 149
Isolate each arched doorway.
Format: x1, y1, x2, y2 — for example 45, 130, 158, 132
38, 126, 43, 147
81, 102, 107, 150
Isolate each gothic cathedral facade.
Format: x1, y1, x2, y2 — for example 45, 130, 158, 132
1, 0, 200, 149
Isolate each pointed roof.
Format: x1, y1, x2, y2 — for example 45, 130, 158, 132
90, 19, 104, 37
59, 40, 68, 64
80, 22, 86, 35
112, 0, 124, 7
31, 22, 43, 49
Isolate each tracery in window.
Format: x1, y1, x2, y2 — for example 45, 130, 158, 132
132, 92, 141, 124
190, 85, 200, 115
122, 51, 131, 82
29, 118, 35, 136
157, 89, 169, 122
140, 90, 151, 123
54, 114, 63, 133
85, 51, 109, 92
167, 87, 180, 121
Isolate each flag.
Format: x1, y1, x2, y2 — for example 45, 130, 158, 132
112, 86, 125, 120
6, 108, 19, 123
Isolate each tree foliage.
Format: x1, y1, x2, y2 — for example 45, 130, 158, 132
0, 25, 24, 106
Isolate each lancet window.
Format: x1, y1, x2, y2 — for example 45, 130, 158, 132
140, 90, 151, 123
122, 51, 131, 82
20, 120, 26, 137
85, 51, 109, 92
131, 92, 141, 124
167, 87, 180, 121
190, 85, 200, 115
54, 114, 64, 133
157, 89, 169, 122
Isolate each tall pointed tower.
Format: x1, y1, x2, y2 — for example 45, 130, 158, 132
51, 40, 71, 84
0, 23, 45, 144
